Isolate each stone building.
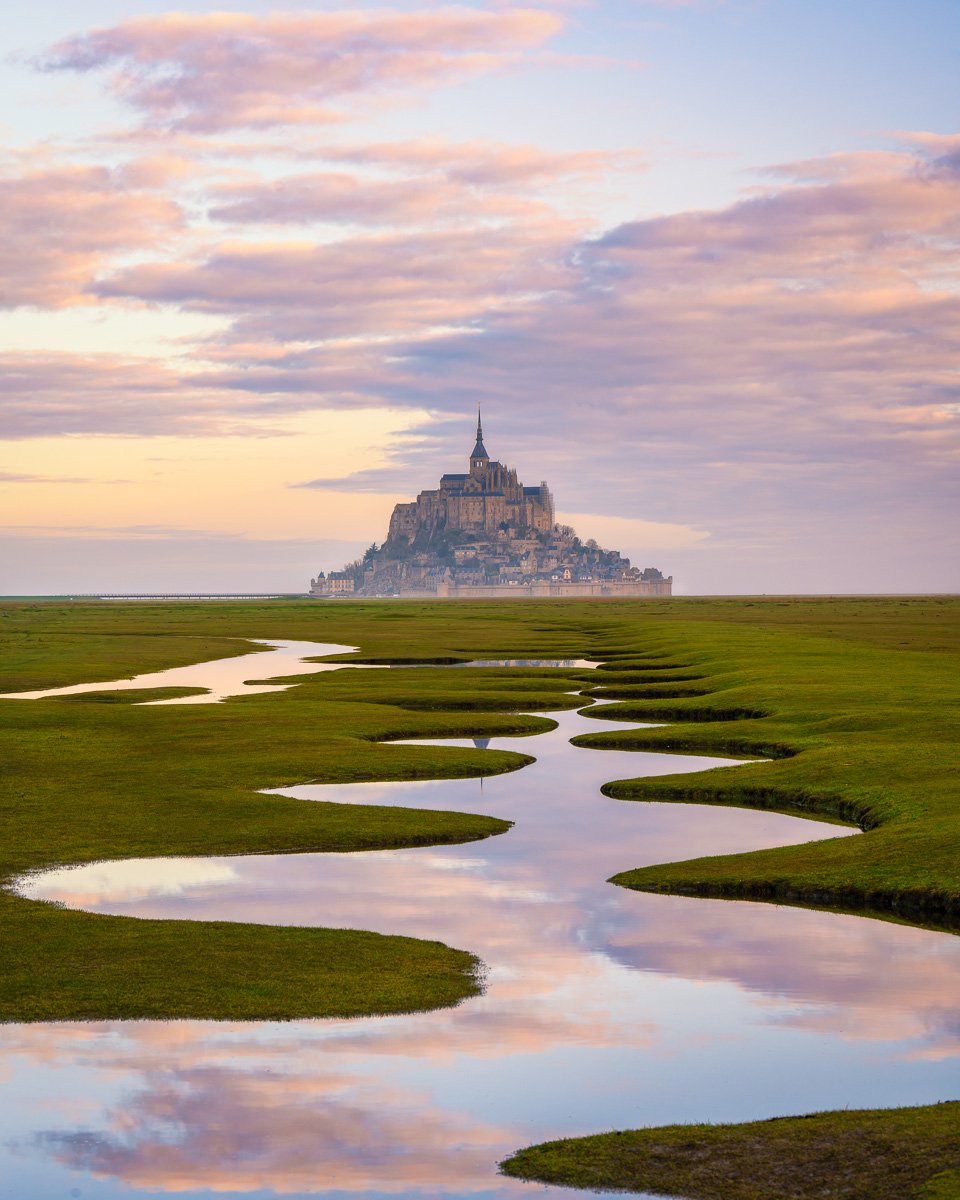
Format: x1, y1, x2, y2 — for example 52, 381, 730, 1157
327, 572, 355, 594
387, 412, 554, 546
310, 412, 672, 599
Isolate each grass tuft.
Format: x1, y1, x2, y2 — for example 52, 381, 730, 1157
500, 1103, 960, 1200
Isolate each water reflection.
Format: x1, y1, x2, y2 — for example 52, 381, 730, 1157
445, 659, 599, 669
4, 927, 957, 1200
0, 646, 599, 707
0, 639, 363, 704
21, 705, 828, 923
3, 668, 959, 1198
21, 709, 958, 1056
6, 1020, 640, 1199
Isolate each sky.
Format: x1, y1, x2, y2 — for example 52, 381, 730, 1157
1, 0, 958, 595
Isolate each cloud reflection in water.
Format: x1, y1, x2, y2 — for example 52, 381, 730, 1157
5, 703, 959, 1196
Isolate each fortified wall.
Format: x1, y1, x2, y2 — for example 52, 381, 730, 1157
310, 414, 672, 599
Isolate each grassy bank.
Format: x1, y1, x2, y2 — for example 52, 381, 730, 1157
1, 605, 600, 1020
2, 594, 959, 1028
577, 608, 960, 921
499, 1103, 960, 1199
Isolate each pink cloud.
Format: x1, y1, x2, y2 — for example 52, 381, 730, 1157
44, 8, 564, 132
6, 144, 959, 527
86, 144, 960, 483
0, 351, 293, 440
0, 161, 182, 308
206, 169, 545, 227
205, 140, 639, 226
4, 97, 958, 587
92, 221, 581, 340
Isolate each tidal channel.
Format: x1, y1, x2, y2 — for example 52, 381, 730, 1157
3, 640, 959, 1200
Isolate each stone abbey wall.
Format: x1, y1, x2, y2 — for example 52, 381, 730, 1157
387, 445, 554, 544
312, 415, 671, 599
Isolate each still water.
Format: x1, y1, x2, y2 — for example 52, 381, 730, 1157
3, 641, 958, 1199
0, 639, 376, 704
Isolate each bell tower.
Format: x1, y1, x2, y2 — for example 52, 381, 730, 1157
470, 406, 489, 477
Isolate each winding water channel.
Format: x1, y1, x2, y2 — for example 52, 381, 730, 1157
3, 640, 959, 1199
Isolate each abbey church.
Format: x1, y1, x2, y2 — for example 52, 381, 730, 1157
311, 413, 672, 599
388, 414, 555, 544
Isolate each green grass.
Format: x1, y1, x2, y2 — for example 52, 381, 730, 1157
1, 606, 604, 1021
0, 675, 560, 1020
49, 685, 209, 703
2, 902, 487, 1021
499, 1103, 960, 1199
2, 593, 959, 1037
578, 615, 960, 921
3, 595, 960, 1195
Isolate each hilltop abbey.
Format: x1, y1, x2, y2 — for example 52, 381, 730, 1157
310, 412, 672, 599
388, 415, 555, 543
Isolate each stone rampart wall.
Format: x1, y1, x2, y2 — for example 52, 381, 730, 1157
396, 580, 672, 599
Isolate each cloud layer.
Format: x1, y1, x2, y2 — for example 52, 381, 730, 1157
45, 8, 563, 131
0, 159, 182, 308
3, 9, 958, 589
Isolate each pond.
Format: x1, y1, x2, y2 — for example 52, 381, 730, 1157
3, 641, 958, 1200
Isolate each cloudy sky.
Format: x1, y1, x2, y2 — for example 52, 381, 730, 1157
2, 0, 958, 594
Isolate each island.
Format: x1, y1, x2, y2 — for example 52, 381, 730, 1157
310, 412, 673, 599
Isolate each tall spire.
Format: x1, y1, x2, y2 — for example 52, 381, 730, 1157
471, 404, 489, 464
